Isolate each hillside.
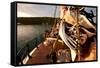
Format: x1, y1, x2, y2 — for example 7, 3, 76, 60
17, 17, 60, 25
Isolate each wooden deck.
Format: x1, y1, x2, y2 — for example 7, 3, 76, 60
26, 38, 96, 65
27, 43, 51, 64
26, 38, 67, 64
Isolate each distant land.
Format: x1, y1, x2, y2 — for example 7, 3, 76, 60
17, 17, 60, 25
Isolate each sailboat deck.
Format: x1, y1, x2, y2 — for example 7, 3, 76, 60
26, 38, 96, 64
27, 43, 51, 64
26, 38, 68, 64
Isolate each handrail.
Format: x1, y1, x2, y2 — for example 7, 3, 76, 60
16, 34, 44, 65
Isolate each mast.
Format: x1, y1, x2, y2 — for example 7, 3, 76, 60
50, 5, 57, 37
49, 5, 58, 63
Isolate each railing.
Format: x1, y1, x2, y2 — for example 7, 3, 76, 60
16, 34, 44, 65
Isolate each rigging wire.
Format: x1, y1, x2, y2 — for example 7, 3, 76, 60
49, 5, 60, 63
50, 5, 57, 37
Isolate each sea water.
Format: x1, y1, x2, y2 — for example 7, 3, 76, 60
17, 24, 51, 52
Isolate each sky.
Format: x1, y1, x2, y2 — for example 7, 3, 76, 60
17, 3, 96, 23
17, 3, 60, 17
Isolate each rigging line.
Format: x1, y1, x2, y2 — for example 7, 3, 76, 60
48, 5, 59, 63
53, 5, 58, 27
50, 5, 57, 36
52, 5, 60, 52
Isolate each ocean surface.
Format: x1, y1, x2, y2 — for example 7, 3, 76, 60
17, 24, 52, 52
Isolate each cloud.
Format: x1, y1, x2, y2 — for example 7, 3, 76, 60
17, 3, 60, 17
